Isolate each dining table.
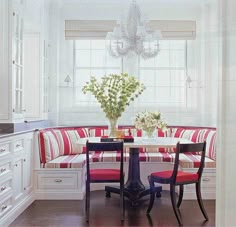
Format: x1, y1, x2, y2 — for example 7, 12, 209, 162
78, 136, 192, 206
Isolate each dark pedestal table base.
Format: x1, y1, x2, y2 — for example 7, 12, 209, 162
105, 147, 162, 206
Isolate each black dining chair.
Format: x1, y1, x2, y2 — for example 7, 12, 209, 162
146, 141, 208, 226
85, 140, 124, 222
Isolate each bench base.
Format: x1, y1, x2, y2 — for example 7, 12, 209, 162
105, 185, 162, 206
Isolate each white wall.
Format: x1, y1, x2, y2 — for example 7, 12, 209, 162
216, 0, 236, 225
47, 0, 219, 127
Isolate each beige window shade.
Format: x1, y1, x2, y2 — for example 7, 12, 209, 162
148, 20, 196, 40
65, 20, 196, 40
65, 20, 116, 39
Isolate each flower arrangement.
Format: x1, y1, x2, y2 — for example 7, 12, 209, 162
82, 73, 145, 136
134, 111, 167, 137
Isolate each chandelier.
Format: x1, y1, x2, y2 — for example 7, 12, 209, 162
106, 0, 161, 59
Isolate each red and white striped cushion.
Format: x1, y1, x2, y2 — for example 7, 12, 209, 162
39, 127, 216, 169
171, 128, 216, 160
119, 126, 171, 138
40, 151, 215, 169
39, 128, 88, 164
42, 154, 86, 168
39, 130, 60, 163
88, 127, 109, 137
198, 129, 216, 160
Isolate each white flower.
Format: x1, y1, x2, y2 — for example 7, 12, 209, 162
134, 111, 167, 133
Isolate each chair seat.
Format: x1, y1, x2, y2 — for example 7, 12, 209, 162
90, 169, 121, 181
151, 170, 199, 183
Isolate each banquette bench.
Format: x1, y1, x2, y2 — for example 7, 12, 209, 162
34, 126, 216, 200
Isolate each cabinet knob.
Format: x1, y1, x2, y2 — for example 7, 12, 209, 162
202, 178, 210, 182
1, 205, 7, 211
0, 168, 6, 173
0, 148, 6, 152
12, 60, 15, 64
54, 179, 62, 183
16, 144, 21, 148
1, 186, 6, 191
15, 164, 18, 167
23, 159, 26, 162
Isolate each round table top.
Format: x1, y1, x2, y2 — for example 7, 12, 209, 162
77, 137, 192, 149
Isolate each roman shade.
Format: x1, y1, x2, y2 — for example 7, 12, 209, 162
65, 20, 196, 40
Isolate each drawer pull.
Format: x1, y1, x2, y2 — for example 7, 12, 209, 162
0, 148, 6, 153
2, 205, 7, 211
1, 186, 6, 191
54, 179, 62, 183
0, 168, 6, 173
202, 178, 210, 182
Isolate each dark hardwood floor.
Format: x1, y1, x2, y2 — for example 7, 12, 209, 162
10, 190, 215, 227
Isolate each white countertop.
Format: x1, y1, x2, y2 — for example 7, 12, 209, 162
78, 137, 192, 149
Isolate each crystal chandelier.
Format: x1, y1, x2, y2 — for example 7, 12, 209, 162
106, 0, 161, 59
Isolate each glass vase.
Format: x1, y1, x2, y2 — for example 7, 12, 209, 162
108, 118, 118, 137
144, 128, 156, 138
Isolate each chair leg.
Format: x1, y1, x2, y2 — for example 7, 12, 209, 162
146, 176, 155, 214
120, 180, 125, 221
85, 181, 90, 223
177, 185, 184, 208
170, 184, 183, 226
196, 182, 209, 221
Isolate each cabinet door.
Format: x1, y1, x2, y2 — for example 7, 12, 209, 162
12, 5, 24, 120
23, 138, 33, 192
24, 33, 41, 120
12, 158, 23, 203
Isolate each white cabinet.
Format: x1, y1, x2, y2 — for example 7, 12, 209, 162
0, 0, 50, 124
11, 4, 25, 120
12, 133, 33, 204
0, 0, 25, 123
0, 132, 34, 224
23, 138, 33, 192
12, 158, 24, 203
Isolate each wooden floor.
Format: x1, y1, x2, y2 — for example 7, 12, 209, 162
10, 191, 215, 227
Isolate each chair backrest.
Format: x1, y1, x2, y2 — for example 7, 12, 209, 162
172, 141, 206, 183
86, 140, 124, 182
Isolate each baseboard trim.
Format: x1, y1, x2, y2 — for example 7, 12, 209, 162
35, 190, 85, 200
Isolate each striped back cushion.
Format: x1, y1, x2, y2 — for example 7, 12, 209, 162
54, 128, 88, 155
118, 126, 171, 138
39, 127, 88, 163
171, 127, 216, 160
118, 127, 172, 153
88, 127, 108, 137
39, 130, 60, 163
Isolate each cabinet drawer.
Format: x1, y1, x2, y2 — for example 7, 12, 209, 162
0, 179, 12, 197
0, 195, 13, 218
0, 162, 11, 178
185, 175, 216, 191
201, 175, 216, 189
0, 142, 10, 159
38, 174, 78, 190
13, 139, 24, 152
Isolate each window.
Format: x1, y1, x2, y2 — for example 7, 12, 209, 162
139, 40, 187, 107
73, 40, 121, 105
73, 39, 189, 108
